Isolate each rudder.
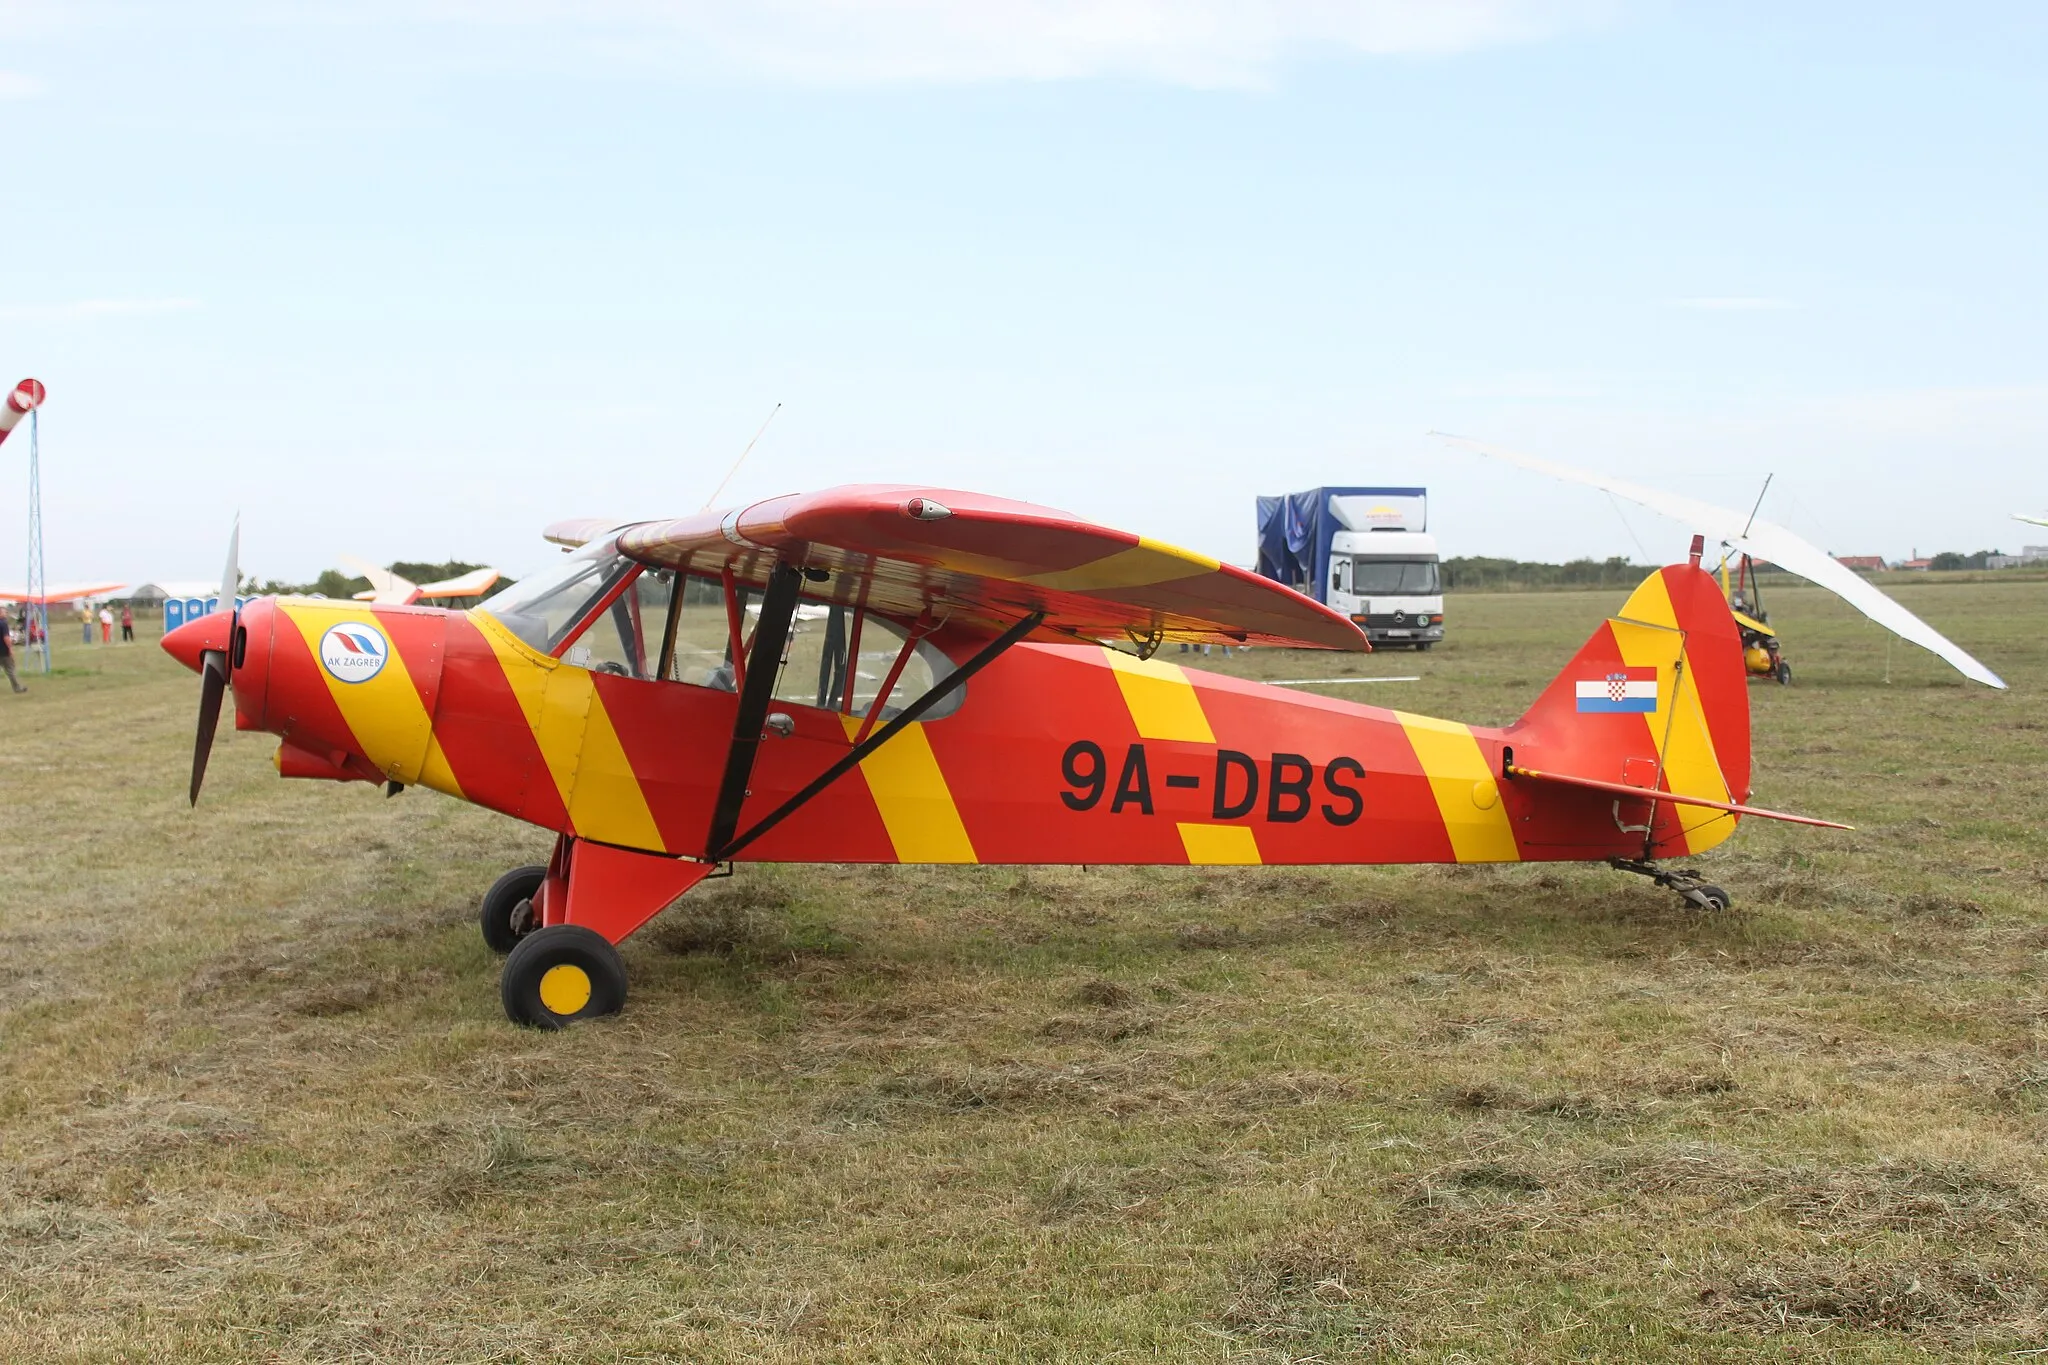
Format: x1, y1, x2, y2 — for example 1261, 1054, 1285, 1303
1508, 562, 1752, 857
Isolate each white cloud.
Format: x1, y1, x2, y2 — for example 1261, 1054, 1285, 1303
1670, 296, 1796, 311
0, 71, 43, 98
0, 298, 201, 320
424, 0, 1620, 87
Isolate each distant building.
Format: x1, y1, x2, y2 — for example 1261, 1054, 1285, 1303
1900, 558, 1933, 571
1832, 555, 1886, 572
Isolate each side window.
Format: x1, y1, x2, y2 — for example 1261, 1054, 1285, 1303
779, 610, 960, 721
661, 574, 743, 689
630, 577, 966, 721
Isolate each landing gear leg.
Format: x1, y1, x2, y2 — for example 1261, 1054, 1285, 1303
1608, 857, 1731, 911
497, 836, 718, 1028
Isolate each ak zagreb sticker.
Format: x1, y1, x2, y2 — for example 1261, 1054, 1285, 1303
318, 622, 389, 684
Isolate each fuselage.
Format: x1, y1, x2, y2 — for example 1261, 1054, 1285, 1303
166, 591, 1733, 870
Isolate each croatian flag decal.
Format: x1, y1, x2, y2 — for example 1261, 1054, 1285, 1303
1576, 666, 1658, 713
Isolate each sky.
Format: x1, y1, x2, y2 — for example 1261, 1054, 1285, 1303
2, 0, 2045, 586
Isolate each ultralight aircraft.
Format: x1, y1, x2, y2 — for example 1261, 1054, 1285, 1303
164, 487, 1845, 1028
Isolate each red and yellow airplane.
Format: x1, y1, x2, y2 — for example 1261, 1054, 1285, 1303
163, 486, 1844, 1028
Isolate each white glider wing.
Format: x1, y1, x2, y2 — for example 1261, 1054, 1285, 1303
2015, 514, 2048, 529
1434, 433, 2007, 690
417, 567, 502, 598
340, 556, 422, 606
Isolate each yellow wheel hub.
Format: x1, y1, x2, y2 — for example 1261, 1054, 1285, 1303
538, 963, 593, 1017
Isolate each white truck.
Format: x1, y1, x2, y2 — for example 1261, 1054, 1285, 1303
1255, 486, 1444, 650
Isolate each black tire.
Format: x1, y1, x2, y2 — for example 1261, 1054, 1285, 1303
480, 864, 547, 955
1776, 660, 1792, 686
1690, 884, 1732, 912
501, 924, 628, 1029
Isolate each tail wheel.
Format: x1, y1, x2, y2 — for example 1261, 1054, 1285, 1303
1687, 884, 1732, 912
501, 925, 627, 1029
479, 864, 547, 955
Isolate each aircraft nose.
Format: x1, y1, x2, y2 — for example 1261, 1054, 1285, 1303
162, 610, 234, 674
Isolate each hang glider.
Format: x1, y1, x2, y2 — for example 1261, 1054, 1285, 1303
2015, 514, 2048, 530
1433, 434, 2007, 689
550, 485, 1369, 652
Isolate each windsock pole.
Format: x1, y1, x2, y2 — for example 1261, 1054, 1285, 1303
0, 379, 45, 448
7, 380, 50, 672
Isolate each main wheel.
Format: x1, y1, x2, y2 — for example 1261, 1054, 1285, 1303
1775, 659, 1792, 686
501, 925, 628, 1029
1686, 884, 1732, 912
479, 864, 547, 955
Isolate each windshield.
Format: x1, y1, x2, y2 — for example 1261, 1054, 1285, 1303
1352, 558, 1440, 596
478, 548, 638, 654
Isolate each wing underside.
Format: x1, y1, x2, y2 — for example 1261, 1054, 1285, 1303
564, 486, 1368, 651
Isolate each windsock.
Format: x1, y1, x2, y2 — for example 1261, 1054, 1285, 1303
0, 379, 46, 448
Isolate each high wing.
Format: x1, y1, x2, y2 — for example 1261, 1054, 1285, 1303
2015, 514, 2048, 529
552, 485, 1368, 651
1435, 434, 2007, 690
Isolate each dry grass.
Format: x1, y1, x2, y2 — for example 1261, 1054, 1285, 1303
1, 577, 2045, 1360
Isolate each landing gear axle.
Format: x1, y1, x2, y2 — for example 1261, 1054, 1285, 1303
1609, 857, 1731, 911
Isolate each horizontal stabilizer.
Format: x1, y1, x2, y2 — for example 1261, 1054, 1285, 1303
1505, 763, 1850, 830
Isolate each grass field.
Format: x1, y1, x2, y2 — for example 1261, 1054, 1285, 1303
3, 576, 2045, 1361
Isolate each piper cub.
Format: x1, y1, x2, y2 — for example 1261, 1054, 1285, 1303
165, 487, 1843, 1027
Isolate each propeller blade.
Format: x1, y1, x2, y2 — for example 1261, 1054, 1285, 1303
189, 648, 227, 806
220, 515, 241, 612
218, 515, 240, 747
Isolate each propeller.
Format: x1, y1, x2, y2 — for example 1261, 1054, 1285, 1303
187, 517, 240, 806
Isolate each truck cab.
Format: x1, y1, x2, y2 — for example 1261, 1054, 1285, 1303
1257, 484, 1447, 650
1327, 528, 1443, 649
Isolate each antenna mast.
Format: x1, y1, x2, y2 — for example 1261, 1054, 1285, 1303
702, 402, 782, 512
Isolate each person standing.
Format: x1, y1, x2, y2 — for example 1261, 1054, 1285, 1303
98, 605, 113, 643
81, 608, 93, 645
120, 605, 134, 643
0, 606, 25, 693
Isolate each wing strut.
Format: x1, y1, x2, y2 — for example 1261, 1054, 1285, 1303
703, 562, 805, 860
710, 609, 1046, 864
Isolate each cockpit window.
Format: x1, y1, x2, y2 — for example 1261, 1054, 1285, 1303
478, 547, 638, 655
486, 560, 964, 719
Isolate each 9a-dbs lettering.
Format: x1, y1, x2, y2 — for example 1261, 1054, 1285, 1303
1060, 741, 1364, 826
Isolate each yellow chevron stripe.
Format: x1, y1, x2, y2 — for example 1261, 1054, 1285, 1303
840, 716, 977, 863
473, 613, 579, 812
279, 604, 458, 797
1022, 537, 1219, 592
1394, 712, 1520, 863
1098, 648, 1216, 743
470, 611, 663, 850
1611, 575, 1735, 855
1177, 823, 1262, 865
567, 687, 666, 852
